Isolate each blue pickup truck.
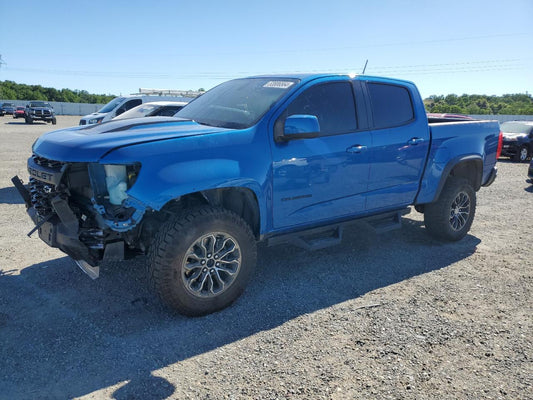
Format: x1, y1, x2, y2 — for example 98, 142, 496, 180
13, 74, 502, 315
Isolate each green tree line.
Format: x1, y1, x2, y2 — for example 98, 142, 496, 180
424, 93, 533, 115
1, 80, 532, 114
0, 80, 115, 104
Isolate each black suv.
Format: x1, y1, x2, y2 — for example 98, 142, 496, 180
25, 101, 57, 124
500, 121, 533, 162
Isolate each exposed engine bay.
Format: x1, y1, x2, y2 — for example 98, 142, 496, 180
13, 154, 155, 277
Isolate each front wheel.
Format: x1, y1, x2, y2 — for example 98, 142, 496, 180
25, 117, 33, 124
424, 177, 476, 241
148, 206, 257, 316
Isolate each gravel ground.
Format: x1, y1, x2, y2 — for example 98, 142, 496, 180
0, 116, 531, 399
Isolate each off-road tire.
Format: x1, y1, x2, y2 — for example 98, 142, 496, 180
25, 117, 33, 124
52, 118, 57, 125
424, 177, 476, 241
148, 206, 257, 316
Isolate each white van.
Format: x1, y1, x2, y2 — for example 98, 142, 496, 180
79, 94, 192, 125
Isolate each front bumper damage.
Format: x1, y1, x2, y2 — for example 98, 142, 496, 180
12, 157, 146, 279
13, 175, 101, 278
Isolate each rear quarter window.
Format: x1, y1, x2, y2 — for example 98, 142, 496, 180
368, 83, 414, 129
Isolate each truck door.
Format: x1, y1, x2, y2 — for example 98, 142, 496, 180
364, 82, 430, 210
271, 80, 371, 229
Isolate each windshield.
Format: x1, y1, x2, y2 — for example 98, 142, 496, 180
98, 97, 125, 113
501, 122, 533, 134
176, 78, 299, 129
114, 104, 159, 120
29, 102, 50, 107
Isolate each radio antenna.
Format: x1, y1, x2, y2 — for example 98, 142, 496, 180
362, 59, 368, 74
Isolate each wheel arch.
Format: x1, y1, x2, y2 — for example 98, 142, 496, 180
159, 187, 261, 239
430, 155, 483, 203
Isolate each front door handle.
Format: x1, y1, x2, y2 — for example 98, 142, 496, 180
408, 137, 424, 145
346, 145, 367, 154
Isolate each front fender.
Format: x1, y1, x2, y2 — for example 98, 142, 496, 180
131, 158, 264, 208
99, 128, 271, 233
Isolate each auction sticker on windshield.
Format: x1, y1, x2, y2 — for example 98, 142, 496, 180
263, 81, 295, 89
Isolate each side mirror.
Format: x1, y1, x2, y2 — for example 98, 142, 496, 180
283, 114, 320, 140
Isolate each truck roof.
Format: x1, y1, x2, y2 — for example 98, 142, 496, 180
243, 73, 416, 86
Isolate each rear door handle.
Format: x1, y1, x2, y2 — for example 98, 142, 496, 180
346, 145, 367, 154
408, 137, 424, 145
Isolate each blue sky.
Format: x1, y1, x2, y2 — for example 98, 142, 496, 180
1, 0, 531, 99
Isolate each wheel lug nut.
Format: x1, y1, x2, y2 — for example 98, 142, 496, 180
201, 260, 206, 265
215, 262, 220, 267
214, 255, 218, 259
207, 254, 212, 258
202, 268, 207, 272
210, 269, 214, 273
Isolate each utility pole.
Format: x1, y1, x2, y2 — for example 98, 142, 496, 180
0, 55, 5, 98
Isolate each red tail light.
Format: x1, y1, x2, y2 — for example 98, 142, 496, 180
496, 130, 503, 159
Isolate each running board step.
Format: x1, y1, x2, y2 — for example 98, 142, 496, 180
287, 226, 344, 251
365, 210, 408, 234
267, 208, 410, 251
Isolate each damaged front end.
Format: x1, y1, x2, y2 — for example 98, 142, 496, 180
12, 154, 147, 279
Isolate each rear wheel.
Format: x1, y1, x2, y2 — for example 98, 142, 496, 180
424, 177, 476, 241
514, 146, 529, 162
148, 206, 257, 316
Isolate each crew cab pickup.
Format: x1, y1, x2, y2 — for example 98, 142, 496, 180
12, 74, 501, 316
25, 101, 57, 125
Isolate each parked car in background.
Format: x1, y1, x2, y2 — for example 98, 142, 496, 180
0, 102, 16, 116
500, 121, 533, 162
13, 106, 26, 119
25, 101, 56, 125
112, 101, 188, 121
80, 95, 192, 125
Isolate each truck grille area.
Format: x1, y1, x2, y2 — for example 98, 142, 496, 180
32, 109, 51, 116
29, 155, 66, 219
32, 155, 64, 170
29, 178, 58, 218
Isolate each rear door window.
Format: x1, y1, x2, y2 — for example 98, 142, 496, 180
367, 83, 414, 129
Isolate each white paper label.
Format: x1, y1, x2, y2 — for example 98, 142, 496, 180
263, 81, 294, 89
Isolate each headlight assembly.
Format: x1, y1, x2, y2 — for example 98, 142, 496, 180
88, 117, 104, 124
88, 163, 141, 205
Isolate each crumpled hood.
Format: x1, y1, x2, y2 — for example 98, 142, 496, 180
33, 117, 230, 162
